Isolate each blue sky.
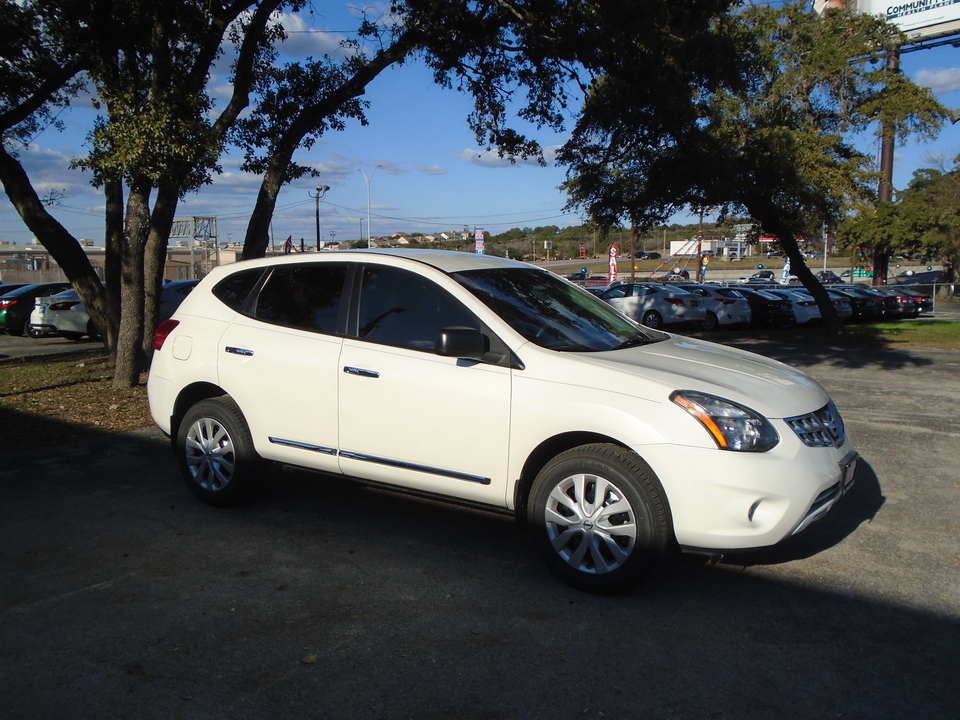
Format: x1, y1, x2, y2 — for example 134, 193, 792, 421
3, 2, 960, 249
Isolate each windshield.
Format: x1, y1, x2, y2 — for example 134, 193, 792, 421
453, 268, 663, 351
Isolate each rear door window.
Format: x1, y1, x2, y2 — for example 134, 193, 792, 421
253, 264, 349, 334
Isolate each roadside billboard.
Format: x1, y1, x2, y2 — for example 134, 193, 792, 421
815, 0, 960, 42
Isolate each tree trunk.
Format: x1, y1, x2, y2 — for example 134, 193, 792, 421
142, 184, 180, 357
113, 180, 152, 389
101, 177, 124, 361
240, 33, 422, 260
241, 143, 296, 259
751, 204, 843, 334
783, 240, 843, 334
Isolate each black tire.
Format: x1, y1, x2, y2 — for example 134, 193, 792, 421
528, 443, 671, 595
63, 332, 84, 341
24, 319, 45, 338
640, 310, 663, 330
176, 397, 265, 507
701, 312, 719, 331
86, 319, 101, 340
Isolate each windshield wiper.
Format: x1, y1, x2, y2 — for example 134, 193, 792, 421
613, 336, 658, 350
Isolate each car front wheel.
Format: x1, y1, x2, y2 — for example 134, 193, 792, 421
529, 443, 671, 594
177, 397, 264, 507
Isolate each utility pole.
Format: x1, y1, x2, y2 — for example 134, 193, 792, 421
309, 185, 330, 251
358, 166, 381, 246
874, 43, 900, 287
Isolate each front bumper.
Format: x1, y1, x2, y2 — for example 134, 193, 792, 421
636, 435, 858, 552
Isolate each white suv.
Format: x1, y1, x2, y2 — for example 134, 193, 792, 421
148, 250, 857, 594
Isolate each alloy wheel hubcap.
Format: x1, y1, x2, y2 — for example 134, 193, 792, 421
543, 473, 637, 574
184, 417, 236, 491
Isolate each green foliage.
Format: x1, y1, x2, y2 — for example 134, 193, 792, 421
840, 159, 960, 283
231, 57, 369, 181
0, 2, 88, 150
560, 2, 946, 240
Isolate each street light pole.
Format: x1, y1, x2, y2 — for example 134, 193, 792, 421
357, 166, 381, 247
309, 185, 330, 251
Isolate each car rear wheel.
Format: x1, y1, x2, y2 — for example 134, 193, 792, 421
701, 312, 718, 331
529, 443, 671, 594
177, 397, 265, 507
24, 320, 45, 338
640, 310, 663, 329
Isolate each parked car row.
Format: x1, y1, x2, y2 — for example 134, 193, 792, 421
0, 280, 199, 340
583, 277, 935, 331
0, 282, 72, 336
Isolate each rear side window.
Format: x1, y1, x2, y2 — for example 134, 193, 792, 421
212, 269, 265, 311
601, 285, 628, 300
254, 264, 348, 334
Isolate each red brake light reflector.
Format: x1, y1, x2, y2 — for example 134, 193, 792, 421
153, 319, 179, 351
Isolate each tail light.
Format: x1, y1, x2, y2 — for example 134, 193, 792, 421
665, 298, 685, 306
153, 319, 179, 351
0, 299, 18, 308
49, 301, 82, 312
717, 298, 737, 305
797, 300, 816, 307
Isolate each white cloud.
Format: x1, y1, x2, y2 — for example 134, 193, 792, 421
416, 163, 447, 175
914, 67, 960, 94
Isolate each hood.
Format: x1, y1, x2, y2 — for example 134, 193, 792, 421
574, 336, 827, 419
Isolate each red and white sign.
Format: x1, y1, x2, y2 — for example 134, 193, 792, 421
608, 244, 619, 285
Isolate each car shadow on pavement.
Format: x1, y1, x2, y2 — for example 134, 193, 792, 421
723, 336, 937, 370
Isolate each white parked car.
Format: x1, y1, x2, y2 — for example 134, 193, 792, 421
30, 279, 199, 340
679, 284, 752, 330
598, 282, 706, 330
148, 250, 857, 594
766, 289, 822, 325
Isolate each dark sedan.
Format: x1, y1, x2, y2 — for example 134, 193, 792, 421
871, 287, 919, 318
898, 287, 934, 315
0, 283, 30, 296
830, 287, 883, 322
735, 287, 796, 328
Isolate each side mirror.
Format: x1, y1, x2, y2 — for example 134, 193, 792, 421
436, 326, 486, 361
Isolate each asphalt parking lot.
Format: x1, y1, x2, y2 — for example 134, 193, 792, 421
1, 337, 958, 719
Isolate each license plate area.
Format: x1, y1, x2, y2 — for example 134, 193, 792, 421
839, 451, 858, 495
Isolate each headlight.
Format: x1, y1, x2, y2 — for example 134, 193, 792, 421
670, 390, 779, 452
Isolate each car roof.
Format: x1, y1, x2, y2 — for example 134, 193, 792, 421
3, 282, 69, 296
217, 248, 532, 276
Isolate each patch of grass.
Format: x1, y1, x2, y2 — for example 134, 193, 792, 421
700, 320, 960, 351
0, 352, 153, 442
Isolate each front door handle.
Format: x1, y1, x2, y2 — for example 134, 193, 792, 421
343, 366, 380, 378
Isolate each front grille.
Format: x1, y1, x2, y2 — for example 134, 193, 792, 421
785, 401, 846, 448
